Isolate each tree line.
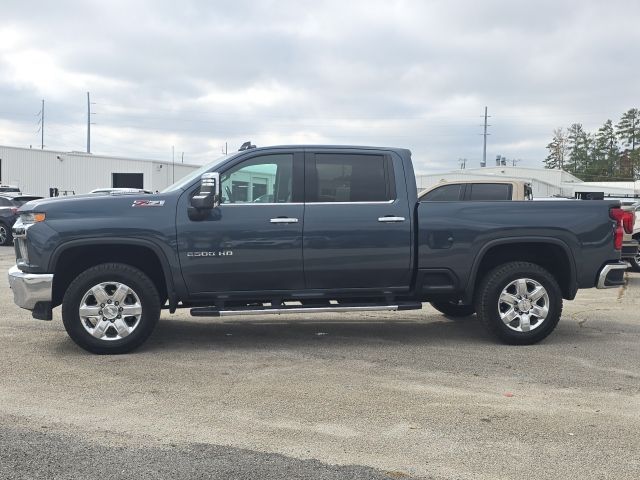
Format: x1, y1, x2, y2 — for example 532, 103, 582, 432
544, 108, 639, 181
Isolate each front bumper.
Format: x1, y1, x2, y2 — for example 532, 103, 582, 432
8, 265, 53, 318
596, 262, 627, 289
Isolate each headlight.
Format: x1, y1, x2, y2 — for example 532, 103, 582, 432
19, 212, 46, 225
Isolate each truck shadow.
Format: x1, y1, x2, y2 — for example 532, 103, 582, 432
139, 315, 513, 353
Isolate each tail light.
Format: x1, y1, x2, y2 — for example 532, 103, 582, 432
622, 211, 634, 234
11, 207, 18, 215
609, 207, 633, 250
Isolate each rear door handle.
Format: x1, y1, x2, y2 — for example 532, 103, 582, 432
270, 217, 299, 224
378, 216, 406, 223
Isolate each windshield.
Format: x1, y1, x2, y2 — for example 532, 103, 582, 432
161, 153, 242, 193
12, 197, 42, 206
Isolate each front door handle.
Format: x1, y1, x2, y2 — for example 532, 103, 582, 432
270, 217, 299, 224
378, 216, 406, 223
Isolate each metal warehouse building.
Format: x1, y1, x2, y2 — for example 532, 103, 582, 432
0, 145, 200, 197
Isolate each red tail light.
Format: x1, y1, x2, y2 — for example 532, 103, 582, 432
610, 208, 634, 234
11, 207, 18, 215
609, 207, 631, 250
622, 211, 634, 234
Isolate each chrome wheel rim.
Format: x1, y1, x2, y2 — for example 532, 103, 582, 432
0, 226, 7, 244
498, 278, 549, 333
79, 282, 142, 341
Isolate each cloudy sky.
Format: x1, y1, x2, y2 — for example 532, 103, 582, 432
1, 0, 638, 173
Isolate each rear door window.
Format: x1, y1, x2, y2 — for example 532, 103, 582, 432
306, 153, 394, 202
467, 183, 512, 200
422, 184, 462, 201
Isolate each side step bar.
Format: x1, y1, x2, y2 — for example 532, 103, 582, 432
190, 302, 422, 318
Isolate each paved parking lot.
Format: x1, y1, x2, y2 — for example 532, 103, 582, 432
0, 245, 639, 479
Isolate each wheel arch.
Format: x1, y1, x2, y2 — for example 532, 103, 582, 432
49, 238, 178, 311
464, 237, 577, 303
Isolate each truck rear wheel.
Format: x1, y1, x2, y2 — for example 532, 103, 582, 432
629, 252, 640, 272
62, 263, 161, 354
430, 301, 475, 318
475, 262, 562, 345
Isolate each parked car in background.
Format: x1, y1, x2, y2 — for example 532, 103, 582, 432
624, 201, 640, 272
0, 185, 21, 194
89, 188, 153, 195
419, 179, 533, 201
0, 195, 43, 246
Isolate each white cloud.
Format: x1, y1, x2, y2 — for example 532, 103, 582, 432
0, 0, 639, 172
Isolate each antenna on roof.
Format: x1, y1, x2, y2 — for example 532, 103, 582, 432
238, 141, 257, 151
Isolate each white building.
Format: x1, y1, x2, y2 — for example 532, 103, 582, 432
416, 166, 640, 199
0, 145, 200, 197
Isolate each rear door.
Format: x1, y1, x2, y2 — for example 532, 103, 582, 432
302, 149, 412, 290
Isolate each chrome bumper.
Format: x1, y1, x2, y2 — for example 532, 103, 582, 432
8, 265, 53, 310
596, 262, 627, 289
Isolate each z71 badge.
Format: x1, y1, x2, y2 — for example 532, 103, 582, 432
132, 200, 165, 207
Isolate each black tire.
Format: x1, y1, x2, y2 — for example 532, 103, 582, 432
475, 261, 562, 345
430, 301, 475, 318
0, 222, 13, 246
629, 253, 640, 273
62, 263, 161, 354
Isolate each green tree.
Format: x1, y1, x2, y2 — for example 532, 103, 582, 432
616, 108, 640, 150
616, 108, 640, 179
566, 123, 590, 176
591, 119, 619, 180
544, 128, 567, 170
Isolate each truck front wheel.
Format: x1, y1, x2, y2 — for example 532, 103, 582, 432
475, 262, 562, 345
62, 263, 161, 354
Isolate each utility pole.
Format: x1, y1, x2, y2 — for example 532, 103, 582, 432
38, 99, 44, 149
482, 106, 490, 167
86, 92, 91, 153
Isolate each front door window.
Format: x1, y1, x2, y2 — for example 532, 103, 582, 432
220, 154, 293, 204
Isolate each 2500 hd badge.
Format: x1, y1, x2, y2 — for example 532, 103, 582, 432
186, 251, 233, 257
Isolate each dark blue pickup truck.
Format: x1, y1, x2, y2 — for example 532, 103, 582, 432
8, 145, 631, 354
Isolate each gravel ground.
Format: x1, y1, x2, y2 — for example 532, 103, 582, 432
0, 245, 639, 479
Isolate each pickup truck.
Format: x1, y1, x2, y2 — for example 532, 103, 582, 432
7, 145, 632, 354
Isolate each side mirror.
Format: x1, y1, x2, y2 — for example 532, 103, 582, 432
191, 172, 220, 210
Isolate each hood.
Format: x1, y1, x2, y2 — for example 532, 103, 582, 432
18, 192, 176, 217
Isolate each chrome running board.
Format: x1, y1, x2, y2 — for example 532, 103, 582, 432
190, 302, 422, 317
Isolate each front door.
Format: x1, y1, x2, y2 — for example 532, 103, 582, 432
176, 151, 305, 294
302, 150, 412, 290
